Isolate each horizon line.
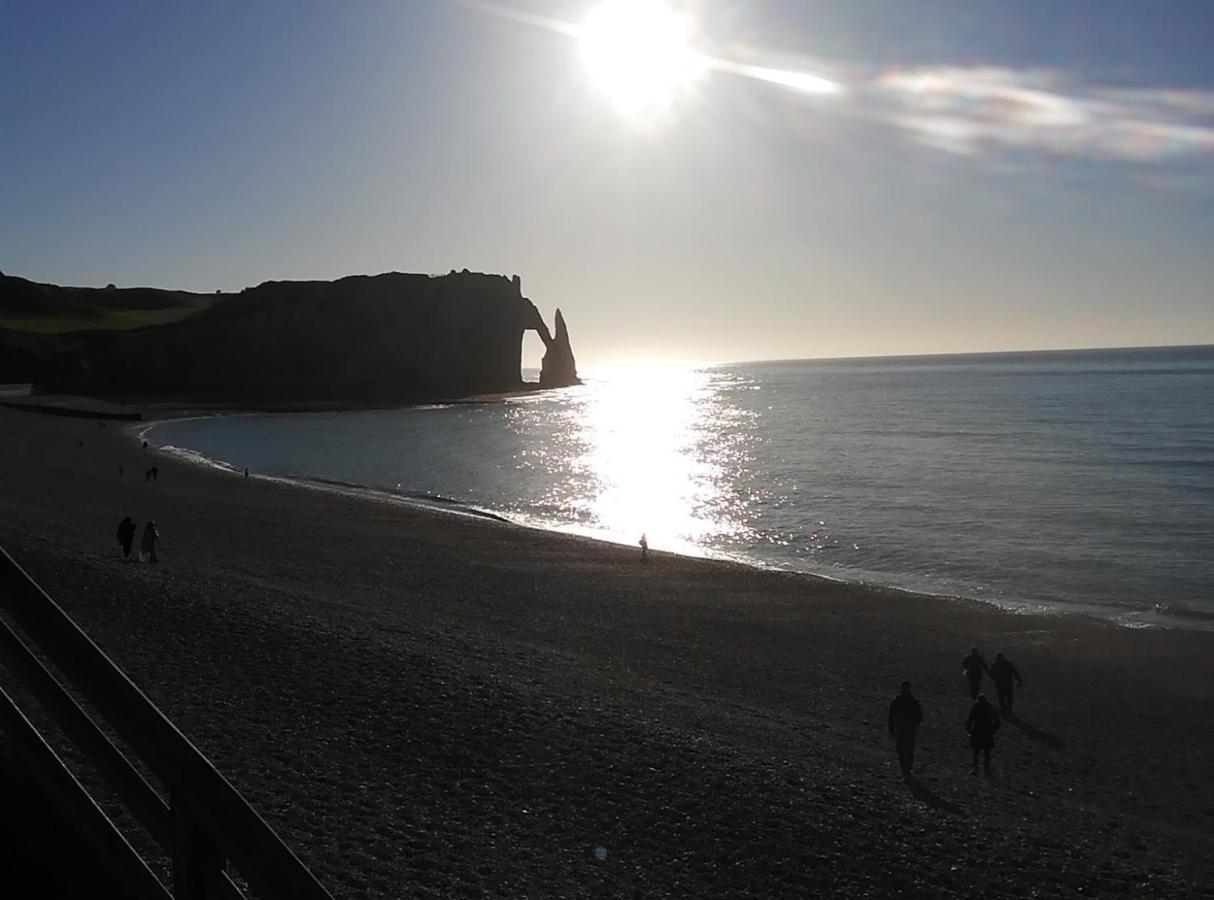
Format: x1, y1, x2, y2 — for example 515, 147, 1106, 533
711, 342, 1214, 368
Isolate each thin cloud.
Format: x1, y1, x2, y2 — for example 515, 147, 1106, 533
871, 67, 1214, 163
459, 2, 1214, 166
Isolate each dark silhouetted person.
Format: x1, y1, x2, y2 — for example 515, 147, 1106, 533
140, 521, 160, 563
989, 652, 1023, 713
244, 467, 249, 478
888, 681, 923, 778
966, 694, 1000, 774
116, 517, 136, 559
639, 533, 648, 562
961, 647, 990, 699
142, 440, 148, 450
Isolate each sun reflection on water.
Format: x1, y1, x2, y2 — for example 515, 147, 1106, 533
561, 363, 753, 554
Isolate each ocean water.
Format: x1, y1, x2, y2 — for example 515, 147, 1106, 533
147, 346, 1214, 628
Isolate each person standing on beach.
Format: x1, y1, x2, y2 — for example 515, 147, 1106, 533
888, 681, 923, 778
116, 517, 136, 558
966, 694, 1001, 774
961, 647, 990, 699
639, 533, 649, 562
140, 520, 160, 563
989, 653, 1023, 714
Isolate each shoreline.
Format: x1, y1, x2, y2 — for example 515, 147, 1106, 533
3, 403, 1213, 896
137, 411, 1211, 633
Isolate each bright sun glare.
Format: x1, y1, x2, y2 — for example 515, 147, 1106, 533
578, 0, 704, 117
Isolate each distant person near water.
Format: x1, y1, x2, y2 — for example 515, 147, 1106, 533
888, 681, 923, 778
145, 466, 159, 482
639, 533, 648, 562
989, 653, 1024, 714
962, 647, 990, 699
140, 521, 160, 563
116, 517, 136, 558
966, 694, 1001, 774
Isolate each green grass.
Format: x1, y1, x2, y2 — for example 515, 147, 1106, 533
0, 304, 209, 334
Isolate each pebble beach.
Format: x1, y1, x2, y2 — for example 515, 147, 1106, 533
1, 404, 1212, 898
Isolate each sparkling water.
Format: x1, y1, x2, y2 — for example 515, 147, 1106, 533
148, 345, 1214, 628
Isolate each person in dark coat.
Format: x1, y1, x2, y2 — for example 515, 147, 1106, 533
140, 520, 160, 563
116, 517, 136, 558
961, 647, 990, 699
989, 652, 1023, 713
966, 694, 1001, 774
888, 681, 923, 778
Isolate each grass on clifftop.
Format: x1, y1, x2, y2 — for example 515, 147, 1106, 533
0, 303, 209, 334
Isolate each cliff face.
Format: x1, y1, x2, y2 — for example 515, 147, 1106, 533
33, 271, 578, 402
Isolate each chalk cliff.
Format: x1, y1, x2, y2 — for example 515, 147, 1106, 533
540, 309, 578, 389
7, 271, 579, 403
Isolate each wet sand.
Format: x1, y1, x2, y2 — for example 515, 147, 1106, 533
1, 404, 1212, 897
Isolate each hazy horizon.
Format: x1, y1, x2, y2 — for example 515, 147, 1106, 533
4, 1, 1213, 366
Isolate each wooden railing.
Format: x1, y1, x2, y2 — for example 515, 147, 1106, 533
0, 546, 335, 899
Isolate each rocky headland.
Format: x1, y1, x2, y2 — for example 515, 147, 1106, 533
0, 271, 579, 403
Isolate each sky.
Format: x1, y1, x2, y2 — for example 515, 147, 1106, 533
3, 0, 1213, 366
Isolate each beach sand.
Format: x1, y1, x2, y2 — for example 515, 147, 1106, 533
1, 404, 1212, 897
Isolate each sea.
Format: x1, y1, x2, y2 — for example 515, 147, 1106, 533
146, 345, 1214, 629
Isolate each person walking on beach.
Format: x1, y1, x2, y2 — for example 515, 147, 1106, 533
116, 517, 136, 559
989, 652, 1023, 714
961, 647, 990, 699
966, 694, 1001, 775
888, 681, 923, 779
140, 520, 160, 563
639, 533, 649, 563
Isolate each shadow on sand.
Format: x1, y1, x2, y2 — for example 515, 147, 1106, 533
905, 776, 964, 815
1007, 712, 1064, 750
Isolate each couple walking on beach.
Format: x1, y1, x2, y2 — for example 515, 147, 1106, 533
963, 647, 1023, 714
887, 682, 1003, 778
116, 517, 161, 562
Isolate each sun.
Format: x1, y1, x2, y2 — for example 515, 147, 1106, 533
578, 0, 704, 117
